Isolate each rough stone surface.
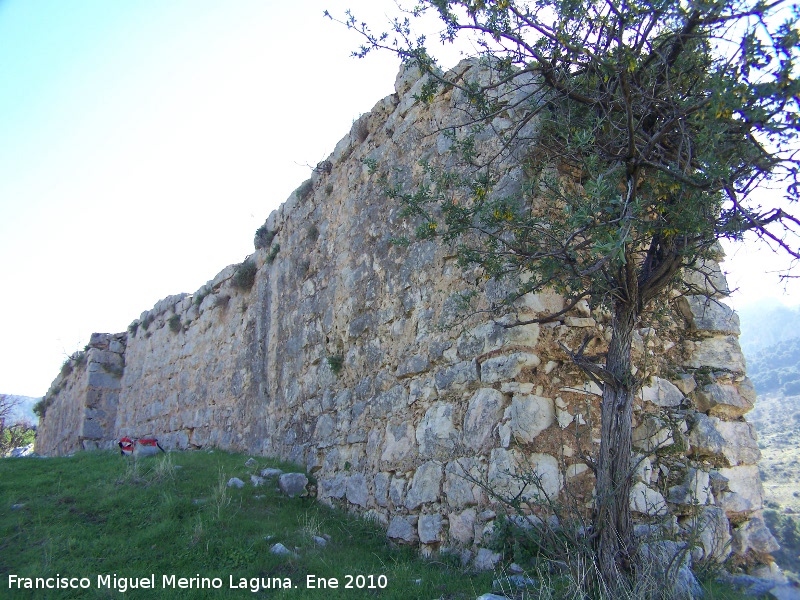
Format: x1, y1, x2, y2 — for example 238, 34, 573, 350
505, 394, 555, 443
688, 413, 760, 466
387, 516, 417, 543
641, 377, 685, 407
449, 509, 477, 544
732, 516, 780, 555
474, 548, 502, 571
681, 506, 732, 563
32, 58, 768, 569
717, 465, 764, 516
463, 388, 505, 451
418, 514, 443, 544
683, 336, 746, 372
630, 481, 668, 516
278, 473, 308, 498
677, 295, 740, 335
405, 461, 443, 510
695, 382, 755, 418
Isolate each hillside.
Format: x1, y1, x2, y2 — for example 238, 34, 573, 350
0, 451, 500, 600
0, 394, 39, 426
738, 303, 800, 578
738, 303, 800, 356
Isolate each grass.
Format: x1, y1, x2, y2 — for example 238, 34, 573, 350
0, 450, 495, 599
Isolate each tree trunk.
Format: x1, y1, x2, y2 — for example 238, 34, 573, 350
595, 298, 638, 585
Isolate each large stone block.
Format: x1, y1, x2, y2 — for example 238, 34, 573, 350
716, 465, 764, 517
444, 457, 483, 509
677, 295, 740, 335
418, 514, 443, 544
683, 336, 746, 372
448, 508, 477, 544
387, 516, 418, 543
630, 481, 668, 516
346, 473, 369, 507
688, 413, 760, 466
633, 415, 674, 452
480, 352, 540, 384
434, 361, 478, 392
487, 449, 561, 503
405, 461, 443, 509
504, 394, 554, 443
681, 506, 732, 563
695, 381, 755, 418
463, 388, 505, 451
641, 377, 685, 408
279, 473, 309, 498
416, 402, 458, 458
682, 259, 730, 298
380, 422, 415, 466
732, 515, 780, 555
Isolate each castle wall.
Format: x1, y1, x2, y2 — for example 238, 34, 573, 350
35, 332, 125, 455
35, 60, 776, 564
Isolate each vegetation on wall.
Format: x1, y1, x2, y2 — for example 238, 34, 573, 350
254, 225, 275, 251
232, 259, 258, 291
167, 315, 182, 334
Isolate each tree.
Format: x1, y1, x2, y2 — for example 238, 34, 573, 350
0, 394, 34, 455
333, 0, 800, 586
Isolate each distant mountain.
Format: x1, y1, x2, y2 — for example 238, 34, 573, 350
0, 394, 40, 426
747, 337, 800, 397
738, 301, 800, 356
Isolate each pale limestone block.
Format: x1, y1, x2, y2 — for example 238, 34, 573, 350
633, 415, 674, 452
418, 514, 443, 544
405, 461, 443, 509
463, 388, 505, 451
387, 516, 418, 543
676, 295, 740, 335
504, 394, 555, 443
480, 352, 540, 383
629, 481, 668, 516
683, 335, 746, 372
695, 382, 754, 418
641, 377, 685, 408
416, 402, 458, 458
448, 508, 477, 544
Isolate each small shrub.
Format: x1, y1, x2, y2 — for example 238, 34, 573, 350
73, 351, 87, 367
167, 315, 182, 333
324, 183, 334, 195
60, 359, 73, 377
32, 396, 53, 419
232, 259, 257, 290
314, 160, 333, 175
254, 225, 275, 250
266, 244, 280, 264
193, 287, 211, 307
295, 179, 313, 202
214, 294, 231, 309
326, 355, 344, 376
141, 314, 154, 331
101, 363, 124, 378
128, 320, 140, 336
307, 225, 319, 243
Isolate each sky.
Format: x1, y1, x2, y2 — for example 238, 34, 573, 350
0, 1, 797, 398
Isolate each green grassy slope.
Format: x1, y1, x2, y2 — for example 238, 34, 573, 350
0, 451, 493, 599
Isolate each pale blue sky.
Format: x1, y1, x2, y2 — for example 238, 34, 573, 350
0, 1, 796, 397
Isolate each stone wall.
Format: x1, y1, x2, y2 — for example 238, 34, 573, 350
36, 332, 125, 455
35, 60, 776, 568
